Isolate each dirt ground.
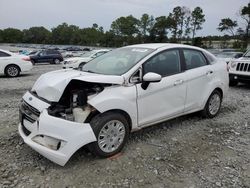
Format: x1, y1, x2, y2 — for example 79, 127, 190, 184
0, 64, 250, 188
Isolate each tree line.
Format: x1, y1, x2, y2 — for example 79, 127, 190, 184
0, 3, 249, 48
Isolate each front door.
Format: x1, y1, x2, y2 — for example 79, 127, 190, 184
136, 49, 187, 127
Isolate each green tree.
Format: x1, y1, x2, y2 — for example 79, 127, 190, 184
110, 15, 139, 45
111, 15, 139, 37
22, 26, 51, 44
217, 18, 238, 36
150, 16, 172, 42
138, 14, 155, 42
169, 6, 191, 41
51, 23, 80, 44
79, 27, 104, 46
2, 28, 23, 43
190, 7, 205, 44
0, 29, 3, 42
240, 3, 250, 47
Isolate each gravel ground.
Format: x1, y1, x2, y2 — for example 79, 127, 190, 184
0, 64, 250, 188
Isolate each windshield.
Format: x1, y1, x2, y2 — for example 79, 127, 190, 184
82, 47, 154, 75
244, 50, 250, 57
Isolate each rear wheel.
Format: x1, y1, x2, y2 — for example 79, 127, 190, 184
88, 112, 130, 157
201, 90, 222, 118
5, 65, 20, 77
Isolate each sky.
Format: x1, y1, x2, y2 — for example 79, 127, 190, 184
0, 0, 249, 36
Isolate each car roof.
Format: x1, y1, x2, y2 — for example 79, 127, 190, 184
125, 43, 201, 50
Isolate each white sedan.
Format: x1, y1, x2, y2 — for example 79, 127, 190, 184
62, 49, 110, 69
0, 49, 33, 77
19, 43, 228, 166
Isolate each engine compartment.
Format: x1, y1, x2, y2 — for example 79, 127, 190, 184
47, 80, 109, 123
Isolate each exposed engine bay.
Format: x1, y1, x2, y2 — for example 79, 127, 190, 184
47, 80, 110, 123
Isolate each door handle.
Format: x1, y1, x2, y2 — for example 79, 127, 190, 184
174, 79, 184, 86
206, 70, 213, 75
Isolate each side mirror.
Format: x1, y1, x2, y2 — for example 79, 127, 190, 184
141, 72, 162, 90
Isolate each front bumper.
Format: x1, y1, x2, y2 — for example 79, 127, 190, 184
229, 73, 250, 83
19, 92, 97, 166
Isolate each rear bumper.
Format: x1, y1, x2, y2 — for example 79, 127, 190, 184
19, 92, 97, 166
20, 62, 33, 72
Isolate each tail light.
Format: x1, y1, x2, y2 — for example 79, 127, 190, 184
22, 56, 30, 61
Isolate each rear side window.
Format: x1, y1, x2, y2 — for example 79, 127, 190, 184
0, 51, 11, 57
144, 50, 181, 77
183, 49, 207, 70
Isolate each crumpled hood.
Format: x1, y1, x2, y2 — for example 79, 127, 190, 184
31, 69, 124, 102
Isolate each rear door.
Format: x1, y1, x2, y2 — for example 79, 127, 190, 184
182, 49, 214, 112
136, 49, 187, 127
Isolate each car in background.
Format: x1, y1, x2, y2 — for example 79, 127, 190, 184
228, 49, 250, 86
28, 51, 38, 55
62, 49, 110, 69
216, 51, 243, 64
19, 43, 228, 165
29, 50, 63, 64
63, 46, 82, 51
0, 49, 32, 77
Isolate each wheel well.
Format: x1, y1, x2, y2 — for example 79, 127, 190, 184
4, 64, 21, 73
214, 87, 223, 99
98, 109, 132, 131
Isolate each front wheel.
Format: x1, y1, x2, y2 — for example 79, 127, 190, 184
88, 112, 130, 157
229, 80, 238, 87
53, 58, 60, 64
201, 90, 222, 118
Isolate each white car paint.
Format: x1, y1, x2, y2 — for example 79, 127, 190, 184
19, 43, 229, 166
0, 49, 33, 76
62, 49, 110, 69
228, 50, 250, 84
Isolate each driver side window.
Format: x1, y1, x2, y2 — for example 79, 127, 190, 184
143, 50, 181, 77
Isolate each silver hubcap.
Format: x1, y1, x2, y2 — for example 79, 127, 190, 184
209, 94, 221, 115
98, 120, 126, 153
7, 66, 18, 77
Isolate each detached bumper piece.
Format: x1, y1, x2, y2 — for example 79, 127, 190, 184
19, 92, 97, 166
19, 109, 97, 166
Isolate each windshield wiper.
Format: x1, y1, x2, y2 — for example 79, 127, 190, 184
83, 70, 97, 74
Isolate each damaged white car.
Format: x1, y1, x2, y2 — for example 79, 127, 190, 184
19, 43, 229, 166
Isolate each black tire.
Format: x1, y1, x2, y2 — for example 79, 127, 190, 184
53, 58, 60, 64
201, 90, 222, 118
5, 65, 20, 77
88, 112, 130, 157
229, 80, 238, 87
